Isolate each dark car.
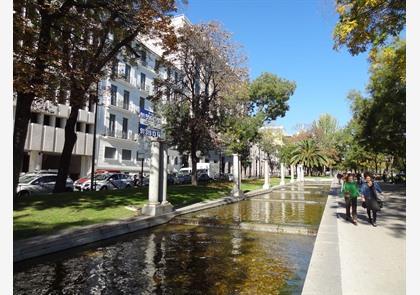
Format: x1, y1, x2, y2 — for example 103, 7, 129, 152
198, 174, 211, 182
178, 174, 192, 184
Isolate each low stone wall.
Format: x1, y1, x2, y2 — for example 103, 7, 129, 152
14, 185, 279, 263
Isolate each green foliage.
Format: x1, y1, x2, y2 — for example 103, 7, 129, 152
249, 72, 296, 122
347, 39, 405, 161
290, 139, 328, 170
333, 0, 406, 55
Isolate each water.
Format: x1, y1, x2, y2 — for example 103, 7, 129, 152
14, 183, 330, 295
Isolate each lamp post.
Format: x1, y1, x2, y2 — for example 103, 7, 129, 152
90, 82, 103, 191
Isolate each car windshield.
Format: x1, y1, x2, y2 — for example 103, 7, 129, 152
19, 175, 39, 184
95, 174, 110, 181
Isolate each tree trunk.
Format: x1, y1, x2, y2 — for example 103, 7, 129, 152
54, 104, 81, 192
191, 153, 198, 186
13, 92, 35, 198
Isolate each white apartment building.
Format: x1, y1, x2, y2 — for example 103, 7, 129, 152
15, 15, 235, 179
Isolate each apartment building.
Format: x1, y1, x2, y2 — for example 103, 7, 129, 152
15, 15, 234, 179
14, 101, 95, 180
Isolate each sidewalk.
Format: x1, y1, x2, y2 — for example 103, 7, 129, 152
303, 179, 406, 295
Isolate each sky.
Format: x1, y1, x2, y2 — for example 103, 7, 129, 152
178, 0, 371, 134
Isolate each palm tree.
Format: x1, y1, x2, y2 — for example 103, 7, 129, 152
291, 139, 328, 176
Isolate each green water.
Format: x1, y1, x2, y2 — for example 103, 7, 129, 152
13, 183, 330, 295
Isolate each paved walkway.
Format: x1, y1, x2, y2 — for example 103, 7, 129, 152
303, 179, 406, 295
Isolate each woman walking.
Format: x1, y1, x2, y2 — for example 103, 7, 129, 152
360, 172, 383, 227
342, 174, 359, 225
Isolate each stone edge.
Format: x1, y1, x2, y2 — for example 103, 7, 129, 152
301, 181, 342, 295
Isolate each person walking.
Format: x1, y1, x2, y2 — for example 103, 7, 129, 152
360, 172, 383, 227
342, 174, 359, 225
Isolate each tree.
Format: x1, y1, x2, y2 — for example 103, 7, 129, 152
258, 128, 284, 173
52, 0, 179, 192
249, 72, 296, 122
13, 0, 78, 198
290, 139, 327, 176
311, 114, 341, 172
346, 39, 405, 171
333, 0, 406, 55
153, 22, 248, 186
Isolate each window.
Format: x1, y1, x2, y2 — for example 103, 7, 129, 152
108, 114, 115, 136
30, 113, 38, 123
122, 149, 131, 160
125, 64, 131, 82
137, 151, 144, 161
43, 115, 51, 126
123, 90, 129, 110
104, 147, 116, 159
110, 85, 117, 106
55, 117, 62, 128
140, 73, 146, 90
111, 59, 119, 77
139, 97, 145, 111
122, 118, 128, 139
141, 50, 147, 65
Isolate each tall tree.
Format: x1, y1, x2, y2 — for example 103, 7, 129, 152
258, 128, 284, 172
346, 39, 405, 170
333, 0, 406, 55
13, 0, 78, 198
153, 22, 247, 186
52, 0, 179, 192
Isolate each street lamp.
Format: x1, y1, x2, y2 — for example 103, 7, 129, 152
91, 82, 104, 191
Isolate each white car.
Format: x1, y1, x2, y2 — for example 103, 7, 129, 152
17, 174, 74, 197
81, 173, 134, 191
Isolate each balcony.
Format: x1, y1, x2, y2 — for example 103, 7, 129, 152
104, 127, 136, 142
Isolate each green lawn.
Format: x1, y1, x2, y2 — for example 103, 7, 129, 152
13, 178, 284, 241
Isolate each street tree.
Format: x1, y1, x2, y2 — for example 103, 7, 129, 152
333, 0, 406, 55
152, 22, 248, 186
52, 0, 179, 192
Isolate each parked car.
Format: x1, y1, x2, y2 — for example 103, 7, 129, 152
17, 174, 74, 197
80, 173, 134, 191
197, 173, 212, 182
178, 174, 192, 184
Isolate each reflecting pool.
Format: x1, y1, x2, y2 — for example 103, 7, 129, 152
14, 182, 330, 295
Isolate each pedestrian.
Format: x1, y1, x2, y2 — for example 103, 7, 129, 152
133, 174, 139, 187
360, 172, 383, 227
337, 172, 343, 185
342, 174, 359, 225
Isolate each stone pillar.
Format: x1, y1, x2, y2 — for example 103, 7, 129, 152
263, 158, 270, 190
142, 140, 173, 216
161, 143, 170, 205
280, 162, 285, 185
290, 164, 295, 183
231, 153, 243, 197
28, 151, 43, 172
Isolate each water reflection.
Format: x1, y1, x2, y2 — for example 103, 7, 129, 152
14, 225, 316, 294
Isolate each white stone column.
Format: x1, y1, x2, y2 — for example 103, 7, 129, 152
290, 164, 295, 183
280, 162, 285, 185
149, 140, 160, 204
231, 153, 243, 197
263, 159, 270, 189
161, 143, 169, 205
28, 151, 43, 172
